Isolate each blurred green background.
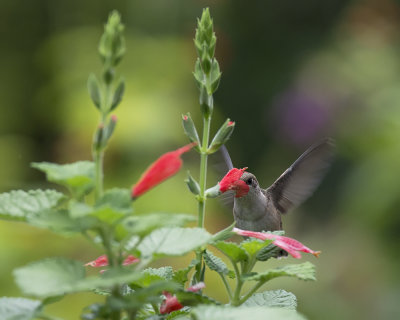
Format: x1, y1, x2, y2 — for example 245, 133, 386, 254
1, 0, 400, 319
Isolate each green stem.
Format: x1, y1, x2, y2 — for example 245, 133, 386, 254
238, 281, 265, 306
198, 115, 211, 228
231, 261, 243, 306
194, 115, 211, 283
219, 273, 233, 301
94, 148, 104, 200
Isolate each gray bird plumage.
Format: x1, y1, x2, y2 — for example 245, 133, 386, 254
231, 138, 335, 232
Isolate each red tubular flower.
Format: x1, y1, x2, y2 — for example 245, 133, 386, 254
84, 254, 139, 268
233, 227, 321, 259
131, 142, 197, 199
218, 167, 249, 198
160, 282, 205, 314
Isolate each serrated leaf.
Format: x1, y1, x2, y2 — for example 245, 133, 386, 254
31, 161, 95, 198
191, 305, 306, 320
14, 258, 86, 297
92, 188, 133, 224
213, 241, 247, 263
203, 250, 229, 275
240, 238, 272, 258
0, 297, 41, 320
133, 267, 173, 287
0, 189, 65, 221
14, 258, 141, 298
166, 309, 190, 320
243, 289, 297, 309
172, 265, 194, 287
256, 243, 283, 261
123, 213, 195, 238
242, 262, 316, 283
137, 227, 212, 261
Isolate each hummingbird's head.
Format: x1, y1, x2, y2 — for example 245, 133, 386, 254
237, 171, 260, 197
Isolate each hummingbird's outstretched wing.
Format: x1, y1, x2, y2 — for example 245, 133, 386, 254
266, 138, 335, 214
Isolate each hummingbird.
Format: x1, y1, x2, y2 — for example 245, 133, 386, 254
221, 139, 335, 232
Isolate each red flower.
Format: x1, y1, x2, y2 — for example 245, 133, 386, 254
233, 227, 321, 259
84, 254, 139, 268
132, 143, 197, 198
160, 282, 205, 314
159, 292, 183, 314
218, 167, 249, 198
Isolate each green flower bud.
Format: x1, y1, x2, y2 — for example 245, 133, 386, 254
104, 115, 118, 142
98, 11, 125, 67
193, 59, 204, 89
87, 73, 102, 110
110, 78, 125, 111
208, 119, 235, 154
205, 184, 221, 198
210, 60, 221, 93
199, 85, 213, 119
185, 171, 201, 195
182, 113, 200, 148
93, 123, 105, 151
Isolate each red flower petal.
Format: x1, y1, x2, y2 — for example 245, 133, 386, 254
85, 254, 140, 268
218, 167, 249, 197
132, 143, 196, 198
122, 255, 140, 265
186, 282, 205, 292
233, 228, 321, 259
84, 255, 109, 267
159, 283, 206, 314
160, 292, 184, 314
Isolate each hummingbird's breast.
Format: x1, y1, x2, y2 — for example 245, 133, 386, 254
233, 188, 282, 232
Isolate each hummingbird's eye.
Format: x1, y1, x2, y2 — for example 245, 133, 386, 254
246, 178, 253, 185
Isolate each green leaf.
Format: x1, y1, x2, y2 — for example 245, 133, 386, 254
31, 161, 95, 198
124, 213, 195, 238
137, 227, 212, 261
0, 297, 41, 320
242, 262, 316, 283
166, 310, 190, 320
203, 250, 230, 276
92, 188, 133, 224
132, 267, 173, 287
14, 258, 141, 298
256, 243, 283, 261
213, 241, 247, 263
240, 238, 272, 259
0, 189, 65, 221
172, 265, 194, 287
191, 305, 306, 320
243, 289, 297, 310
27, 209, 94, 234
14, 258, 85, 297
175, 291, 219, 307
211, 222, 235, 242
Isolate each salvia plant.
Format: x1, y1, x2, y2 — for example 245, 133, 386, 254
0, 9, 321, 320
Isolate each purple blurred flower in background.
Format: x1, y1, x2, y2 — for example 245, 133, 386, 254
271, 89, 332, 146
